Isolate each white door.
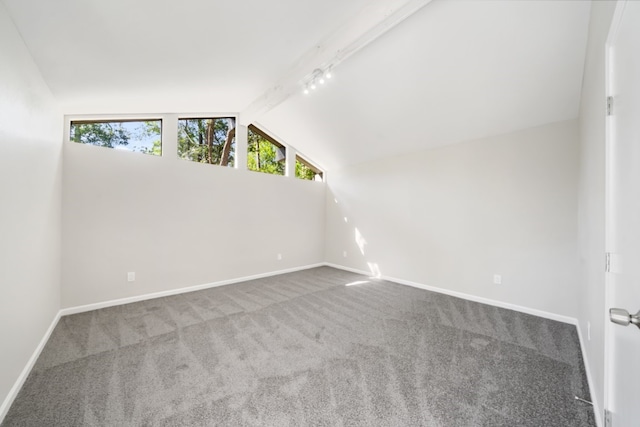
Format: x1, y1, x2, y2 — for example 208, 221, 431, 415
605, 1, 640, 426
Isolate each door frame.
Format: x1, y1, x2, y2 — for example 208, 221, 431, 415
604, 0, 628, 423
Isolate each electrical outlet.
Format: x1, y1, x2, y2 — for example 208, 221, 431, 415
277, 253, 282, 261
343, 250, 347, 258
493, 274, 502, 285
127, 272, 135, 282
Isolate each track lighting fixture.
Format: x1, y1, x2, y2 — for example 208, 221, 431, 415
302, 67, 333, 95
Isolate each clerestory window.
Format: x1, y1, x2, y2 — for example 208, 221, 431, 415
178, 117, 236, 167
296, 155, 323, 181
247, 124, 285, 176
70, 119, 162, 155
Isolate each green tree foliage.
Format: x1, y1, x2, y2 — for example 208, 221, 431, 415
70, 122, 130, 148
295, 160, 318, 180
178, 118, 235, 166
140, 121, 162, 156
70, 120, 322, 179
70, 120, 162, 156
141, 139, 162, 156
247, 128, 285, 175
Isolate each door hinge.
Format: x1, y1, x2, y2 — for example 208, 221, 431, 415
607, 96, 613, 116
604, 408, 612, 427
605, 252, 611, 273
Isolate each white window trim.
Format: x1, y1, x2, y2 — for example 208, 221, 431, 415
64, 114, 324, 180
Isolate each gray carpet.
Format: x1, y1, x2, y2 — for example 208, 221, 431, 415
3, 267, 595, 426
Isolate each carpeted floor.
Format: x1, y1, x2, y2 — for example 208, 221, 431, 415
2, 267, 595, 426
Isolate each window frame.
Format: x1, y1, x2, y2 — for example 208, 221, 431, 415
66, 115, 165, 156
247, 124, 285, 150
295, 154, 324, 181
247, 124, 287, 176
63, 114, 325, 182
177, 116, 237, 167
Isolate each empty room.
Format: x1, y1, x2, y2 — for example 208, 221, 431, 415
1, 0, 638, 425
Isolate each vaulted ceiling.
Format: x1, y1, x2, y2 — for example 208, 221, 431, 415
2, 0, 591, 171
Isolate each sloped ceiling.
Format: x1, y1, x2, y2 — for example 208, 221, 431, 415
1, 0, 369, 113
2, 0, 591, 171
259, 0, 592, 170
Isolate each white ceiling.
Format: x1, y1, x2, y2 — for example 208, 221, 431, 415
3, 0, 591, 171
259, 0, 592, 170
1, 0, 369, 113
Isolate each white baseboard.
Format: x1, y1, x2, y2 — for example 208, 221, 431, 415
324, 262, 372, 277
576, 322, 602, 427
324, 262, 577, 325
60, 263, 325, 316
60, 261, 578, 325
0, 310, 61, 424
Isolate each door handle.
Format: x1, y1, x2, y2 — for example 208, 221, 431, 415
609, 308, 640, 329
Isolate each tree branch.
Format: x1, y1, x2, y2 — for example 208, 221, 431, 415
220, 127, 236, 167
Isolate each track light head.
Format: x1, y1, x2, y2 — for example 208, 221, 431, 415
303, 67, 333, 95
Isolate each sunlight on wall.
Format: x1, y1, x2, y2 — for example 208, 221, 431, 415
329, 189, 382, 280
355, 228, 367, 255
368, 262, 381, 278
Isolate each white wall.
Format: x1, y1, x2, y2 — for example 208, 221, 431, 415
0, 2, 62, 416
62, 138, 325, 308
326, 120, 580, 318
577, 1, 617, 421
